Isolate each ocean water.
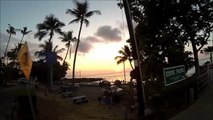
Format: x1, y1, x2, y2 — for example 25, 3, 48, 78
66, 57, 209, 82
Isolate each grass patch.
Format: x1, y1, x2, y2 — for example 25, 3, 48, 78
10, 88, 35, 96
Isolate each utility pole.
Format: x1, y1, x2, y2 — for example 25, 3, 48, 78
122, 0, 145, 117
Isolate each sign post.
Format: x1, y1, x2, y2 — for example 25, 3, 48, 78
18, 42, 35, 120
163, 65, 186, 86
18, 41, 32, 80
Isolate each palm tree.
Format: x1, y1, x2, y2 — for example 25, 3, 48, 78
20, 27, 32, 44
34, 14, 65, 91
59, 31, 76, 65
4, 24, 18, 63
201, 46, 213, 63
66, 0, 101, 80
7, 43, 22, 68
115, 45, 134, 69
35, 40, 65, 94
34, 14, 65, 51
35, 41, 65, 62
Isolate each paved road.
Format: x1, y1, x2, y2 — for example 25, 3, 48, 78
170, 73, 213, 120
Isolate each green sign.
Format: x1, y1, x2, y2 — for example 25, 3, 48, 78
163, 65, 186, 86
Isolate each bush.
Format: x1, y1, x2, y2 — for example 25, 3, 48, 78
114, 80, 121, 86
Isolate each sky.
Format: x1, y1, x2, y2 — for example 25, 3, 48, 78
0, 0, 212, 81
0, 0, 132, 81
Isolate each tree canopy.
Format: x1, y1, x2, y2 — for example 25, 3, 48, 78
128, 0, 212, 83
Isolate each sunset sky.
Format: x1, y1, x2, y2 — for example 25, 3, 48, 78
0, 0, 211, 81
0, 0, 132, 81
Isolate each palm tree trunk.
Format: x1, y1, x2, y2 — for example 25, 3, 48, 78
4, 34, 12, 64
63, 43, 70, 65
48, 33, 53, 51
48, 34, 53, 91
50, 64, 53, 91
72, 20, 83, 80
128, 59, 134, 69
20, 34, 24, 44
123, 62, 126, 83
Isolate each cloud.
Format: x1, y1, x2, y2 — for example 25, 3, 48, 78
95, 25, 122, 42
75, 25, 123, 54
78, 41, 93, 54
84, 36, 101, 43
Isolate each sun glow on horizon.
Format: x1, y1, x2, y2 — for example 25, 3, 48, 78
64, 41, 132, 80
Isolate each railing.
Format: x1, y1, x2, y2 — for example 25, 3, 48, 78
197, 64, 213, 94
197, 72, 208, 93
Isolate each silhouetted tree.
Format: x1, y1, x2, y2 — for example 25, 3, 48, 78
129, 0, 213, 76
66, 0, 101, 80
7, 43, 23, 68
59, 31, 76, 65
176, 0, 213, 75
115, 45, 134, 83
4, 24, 18, 64
31, 60, 69, 83
115, 45, 134, 69
35, 40, 65, 93
35, 41, 65, 62
35, 14, 65, 90
20, 27, 32, 44
34, 14, 65, 52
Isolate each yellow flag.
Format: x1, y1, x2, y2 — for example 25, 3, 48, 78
18, 41, 32, 80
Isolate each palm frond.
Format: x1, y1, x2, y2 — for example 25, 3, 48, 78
65, 42, 70, 48
39, 43, 45, 48
57, 55, 63, 61
114, 56, 122, 60
54, 28, 64, 35
34, 31, 48, 41
36, 23, 48, 31
85, 10, 101, 18
6, 29, 10, 34
66, 9, 78, 17
69, 19, 80, 24
67, 31, 73, 38
117, 58, 125, 65
25, 30, 32, 35
84, 19, 89, 27
35, 14, 64, 42
21, 27, 32, 35
118, 50, 126, 56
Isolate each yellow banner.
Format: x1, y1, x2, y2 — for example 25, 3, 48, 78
18, 41, 32, 80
